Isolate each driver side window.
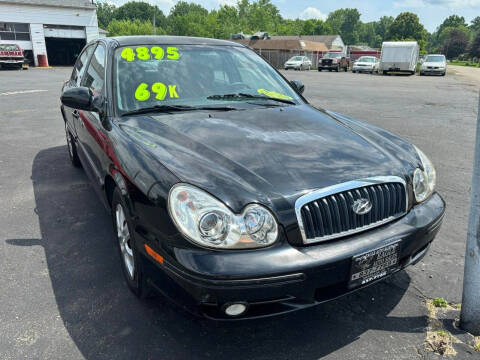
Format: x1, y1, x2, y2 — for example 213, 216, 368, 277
71, 45, 95, 87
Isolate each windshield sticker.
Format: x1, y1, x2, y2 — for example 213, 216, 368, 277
121, 46, 180, 62
257, 89, 293, 100
134, 82, 179, 102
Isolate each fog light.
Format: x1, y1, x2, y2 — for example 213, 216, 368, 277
224, 303, 247, 316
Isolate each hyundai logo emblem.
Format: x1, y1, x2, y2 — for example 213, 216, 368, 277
352, 198, 372, 215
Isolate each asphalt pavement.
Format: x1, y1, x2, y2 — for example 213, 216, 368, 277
0, 66, 478, 360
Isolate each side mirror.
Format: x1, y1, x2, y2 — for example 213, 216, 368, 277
61, 87, 97, 112
290, 80, 305, 95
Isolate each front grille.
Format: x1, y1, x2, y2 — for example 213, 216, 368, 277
322, 59, 333, 65
295, 178, 407, 244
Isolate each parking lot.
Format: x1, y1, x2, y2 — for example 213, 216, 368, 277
0, 67, 478, 359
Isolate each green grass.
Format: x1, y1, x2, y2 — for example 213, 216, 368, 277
437, 330, 449, 337
450, 60, 480, 68
433, 297, 448, 308
474, 343, 480, 352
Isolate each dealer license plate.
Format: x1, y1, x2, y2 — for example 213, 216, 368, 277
348, 242, 400, 288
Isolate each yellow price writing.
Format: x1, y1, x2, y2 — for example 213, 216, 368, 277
121, 46, 180, 62
134, 82, 179, 101
257, 88, 293, 100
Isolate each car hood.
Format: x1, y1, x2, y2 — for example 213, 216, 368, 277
118, 104, 419, 216
423, 62, 445, 67
118, 105, 419, 209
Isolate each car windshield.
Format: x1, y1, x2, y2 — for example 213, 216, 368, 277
324, 53, 342, 58
425, 55, 445, 62
0, 44, 19, 51
357, 57, 375, 63
289, 56, 303, 61
114, 45, 302, 115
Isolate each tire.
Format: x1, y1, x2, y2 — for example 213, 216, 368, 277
383, 71, 388, 75
328, 69, 332, 72
352, 70, 356, 73
65, 123, 81, 167
335, 66, 339, 72
318, 68, 322, 72
442, 72, 446, 76
112, 187, 151, 299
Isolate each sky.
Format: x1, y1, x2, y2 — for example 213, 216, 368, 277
103, 0, 480, 32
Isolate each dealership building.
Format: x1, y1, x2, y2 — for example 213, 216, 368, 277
0, 0, 100, 66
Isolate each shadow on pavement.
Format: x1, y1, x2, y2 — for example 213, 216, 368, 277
6, 146, 426, 359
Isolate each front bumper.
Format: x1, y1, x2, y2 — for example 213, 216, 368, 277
422, 68, 446, 74
141, 193, 445, 320
319, 63, 338, 69
285, 64, 301, 70
353, 66, 375, 72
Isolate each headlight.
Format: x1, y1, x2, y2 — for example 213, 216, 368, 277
168, 184, 278, 249
413, 146, 436, 202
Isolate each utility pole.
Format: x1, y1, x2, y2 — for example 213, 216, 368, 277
153, 12, 156, 35
460, 91, 480, 336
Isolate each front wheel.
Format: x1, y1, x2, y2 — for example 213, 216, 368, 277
112, 188, 151, 299
318, 68, 322, 72
65, 123, 81, 167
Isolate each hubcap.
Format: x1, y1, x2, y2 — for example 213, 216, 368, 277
65, 124, 73, 158
116, 204, 135, 279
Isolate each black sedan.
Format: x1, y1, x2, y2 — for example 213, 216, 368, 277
60, 36, 445, 320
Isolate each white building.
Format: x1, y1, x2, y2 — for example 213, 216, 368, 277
0, 0, 100, 66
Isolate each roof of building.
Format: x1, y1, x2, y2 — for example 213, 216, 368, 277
106, 36, 243, 47
270, 35, 342, 48
233, 39, 329, 52
0, 0, 95, 9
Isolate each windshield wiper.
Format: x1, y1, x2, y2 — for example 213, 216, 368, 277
121, 104, 237, 117
207, 93, 296, 105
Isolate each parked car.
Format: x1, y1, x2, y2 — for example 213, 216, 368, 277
60, 36, 445, 320
420, 54, 447, 76
379, 41, 419, 75
0, 43, 25, 69
352, 56, 379, 74
284, 56, 311, 70
318, 52, 350, 72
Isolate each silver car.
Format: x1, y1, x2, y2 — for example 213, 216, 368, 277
352, 56, 379, 74
284, 56, 312, 71
420, 54, 447, 76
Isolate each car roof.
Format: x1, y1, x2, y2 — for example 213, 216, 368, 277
104, 35, 244, 47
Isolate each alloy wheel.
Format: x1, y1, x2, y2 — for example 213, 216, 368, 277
116, 204, 135, 279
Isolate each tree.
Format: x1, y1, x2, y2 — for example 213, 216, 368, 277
113, 2, 166, 29
440, 27, 470, 58
375, 16, 394, 41
386, 12, 428, 51
95, 2, 115, 29
326, 8, 361, 45
470, 33, 480, 58
438, 15, 467, 34
168, 2, 212, 37
106, 19, 158, 36
471, 17, 480, 35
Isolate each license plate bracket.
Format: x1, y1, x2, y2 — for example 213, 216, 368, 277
348, 241, 401, 289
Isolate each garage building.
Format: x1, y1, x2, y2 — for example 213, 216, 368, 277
0, 0, 99, 66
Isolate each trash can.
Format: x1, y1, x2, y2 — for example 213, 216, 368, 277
37, 54, 48, 67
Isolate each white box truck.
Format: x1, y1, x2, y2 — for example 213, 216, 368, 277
379, 41, 419, 75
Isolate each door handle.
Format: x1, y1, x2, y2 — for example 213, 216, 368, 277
72, 110, 79, 119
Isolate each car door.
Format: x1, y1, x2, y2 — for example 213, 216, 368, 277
62, 44, 95, 138
76, 43, 109, 205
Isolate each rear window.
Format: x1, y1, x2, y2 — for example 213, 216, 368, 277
0, 44, 19, 51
